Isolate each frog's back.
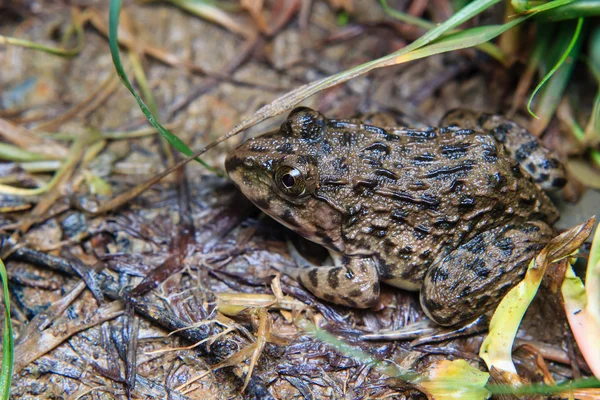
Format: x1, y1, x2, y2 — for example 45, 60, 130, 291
315, 120, 558, 288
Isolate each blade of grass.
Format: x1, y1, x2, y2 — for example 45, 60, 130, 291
380, 0, 507, 64
0, 258, 14, 400
108, 0, 216, 173
527, 18, 584, 119
509, 24, 552, 117
0, 132, 95, 196
531, 0, 600, 22
520, 0, 578, 14
487, 376, 600, 397
149, 0, 252, 38
529, 20, 584, 135
0, 143, 59, 162
0, 8, 84, 57
128, 44, 175, 165
584, 27, 600, 140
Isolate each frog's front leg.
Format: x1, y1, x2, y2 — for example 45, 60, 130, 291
283, 244, 380, 308
420, 221, 554, 326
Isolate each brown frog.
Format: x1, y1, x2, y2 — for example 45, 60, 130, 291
225, 107, 566, 326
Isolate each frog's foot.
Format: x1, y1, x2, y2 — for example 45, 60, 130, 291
440, 109, 566, 191
420, 221, 554, 326
281, 242, 380, 308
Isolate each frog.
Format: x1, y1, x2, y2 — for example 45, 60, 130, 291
225, 107, 566, 326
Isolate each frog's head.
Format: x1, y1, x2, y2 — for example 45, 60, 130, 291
226, 107, 345, 252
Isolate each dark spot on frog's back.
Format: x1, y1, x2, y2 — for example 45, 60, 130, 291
421, 194, 440, 209
447, 179, 465, 193
487, 172, 505, 188
466, 258, 490, 278
526, 162, 537, 174
319, 139, 333, 155
453, 129, 474, 136
492, 124, 512, 143
475, 294, 491, 307
276, 143, 294, 154
420, 249, 432, 259
424, 163, 475, 179
397, 246, 413, 259
374, 168, 398, 180
362, 141, 391, 154
541, 157, 560, 169
459, 286, 472, 298
407, 129, 437, 140
391, 209, 408, 222
519, 194, 536, 206
414, 224, 431, 239
482, 144, 499, 162
440, 143, 471, 159
459, 196, 476, 209
434, 217, 458, 230
340, 131, 356, 146
353, 178, 378, 191
494, 237, 514, 257
413, 153, 436, 164
515, 140, 539, 161
383, 239, 395, 253
464, 234, 486, 254
364, 125, 388, 137
535, 173, 549, 184
372, 228, 387, 238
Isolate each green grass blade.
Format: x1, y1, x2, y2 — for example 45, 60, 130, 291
0, 11, 84, 58
586, 27, 600, 139
521, 0, 578, 14
381, 0, 507, 63
108, 0, 217, 173
0, 143, 59, 162
527, 18, 584, 119
398, 0, 502, 53
532, 0, 600, 22
0, 258, 14, 400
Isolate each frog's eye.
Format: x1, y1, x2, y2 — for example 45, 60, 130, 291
274, 165, 306, 197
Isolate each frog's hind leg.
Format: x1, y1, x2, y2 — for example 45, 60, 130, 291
282, 242, 380, 308
440, 109, 566, 191
420, 221, 554, 326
